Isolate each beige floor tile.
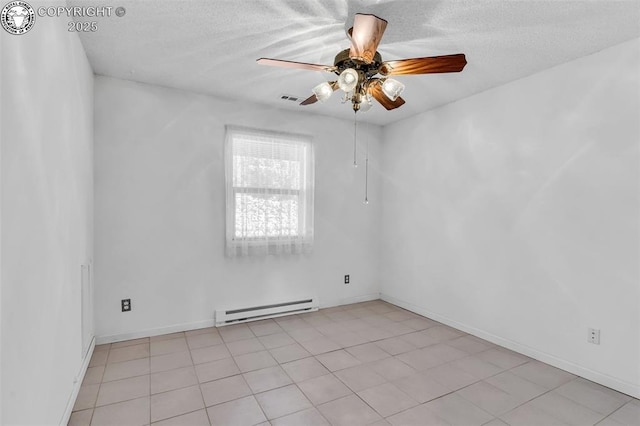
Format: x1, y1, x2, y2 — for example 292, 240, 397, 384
191, 343, 231, 365
421, 325, 465, 342
151, 365, 198, 394
375, 337, 417, 355
346, 343, 391, 363
483, 419, 509, 426
315, 323, 345, 336
277, 317, 314, 332
107, 343, 150, 364
328, 330, 371, 348
300, 337, 342, 355
288, 327, 324, 344
424, 393, 494, 426
73, 384, 100, 411
511, 361, 576, 390
384, 309, 417, 322
530, 392, 605, 425
195, 357, 240, 383
218, 324, 255, 343
151, 384, 205, 422
207, 395, 267, 425
423, 363, 479, 391
317, 394, 383, 426
298, 374, 352, 405
185, 327, 219, 337
457, 381, 525, 416
150, 350, 193, 373
387, 403, 452, 426
89, 350, 109, 367
400, 331, 439, 348
393, 371, 451, 403
423, 343, 469, 363
243, 366, 292, 393
68, 408, 93, 426
476, 348, 530, 370
233, 350, 278, 373
609, 399, 640, 425
396, 348, 445, 371
91, 396, 150, 426
449, 355, 504, 380
111, 337, 150, 349
102, 357, 149, 382
554, 378, 631, 415
82, 365, 105, 385
152, 409, 210, 426
96, 375, 150, 406
248, 319, 283, 337
201, 374, 252, 406
269, 343, 311, 364
315, 350, 361, 372
187, 332, 224, 349
255, 384, 313, 419
281, 357, 330, 383
270, 407, 329, 426
258, 332, 295, 349
446, 335, 494, 354
150, 332, 185, 342
342, 318, 371, 332
402, 317, 438, 331
94, 344, 111, 352
358, 382, 419, 417
501, 402, 568, 426
334, 364, 387, 392
150, 337, 189, 356
369, 356, 418, 380
485, 371, 548, 402
358, 327, 395, 342
227, 337, 266, 356
382, 321, 417, 336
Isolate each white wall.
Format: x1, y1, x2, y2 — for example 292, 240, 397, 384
381, 39, 640, 397
94, 76, 381, 340
0, 2, 94, 424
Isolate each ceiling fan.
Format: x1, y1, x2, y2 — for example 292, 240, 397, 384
257, 13, 467, 113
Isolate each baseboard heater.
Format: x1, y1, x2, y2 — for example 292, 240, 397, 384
215, 297, 318, 327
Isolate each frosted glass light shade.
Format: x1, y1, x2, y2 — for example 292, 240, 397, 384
359, 96, 372, 113
382, 78, 405, 101
312, 82, 333, 102
338, 68, 358, 92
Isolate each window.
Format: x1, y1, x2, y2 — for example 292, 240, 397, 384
225, 126, 314, 256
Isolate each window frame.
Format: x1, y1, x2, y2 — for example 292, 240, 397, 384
224, 126, 314, 255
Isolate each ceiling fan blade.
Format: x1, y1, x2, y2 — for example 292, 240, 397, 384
368, 79, 405, 110
300, 81, 339, 106
380, 54, 467, 76
300, 94, 318, 105
349, 14, 387, 64
257, 58, 336, 73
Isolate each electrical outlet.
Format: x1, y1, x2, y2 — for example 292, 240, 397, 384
344, 275, 350, 284
588, 328, 600, 345
121, 299, 131, 312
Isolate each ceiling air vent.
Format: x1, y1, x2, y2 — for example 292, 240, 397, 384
280, 94, 300, 102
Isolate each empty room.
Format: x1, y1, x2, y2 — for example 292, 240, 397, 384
1, 0, 639, 425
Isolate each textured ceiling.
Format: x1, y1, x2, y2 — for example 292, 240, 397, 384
71, 0, 640, 125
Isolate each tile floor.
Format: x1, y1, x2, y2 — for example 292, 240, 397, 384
70, 300, 639, 426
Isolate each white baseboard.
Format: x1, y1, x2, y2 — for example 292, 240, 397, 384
320, 292, 381, 309
381, 293, 640, 399
60, 337, 95, 425
96, 319, 216, 344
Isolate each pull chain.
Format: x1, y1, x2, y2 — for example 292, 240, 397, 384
353, 112, 358, 167
364, 135, 369, 204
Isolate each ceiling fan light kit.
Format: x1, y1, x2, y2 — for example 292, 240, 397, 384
256, 13, 467, 114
